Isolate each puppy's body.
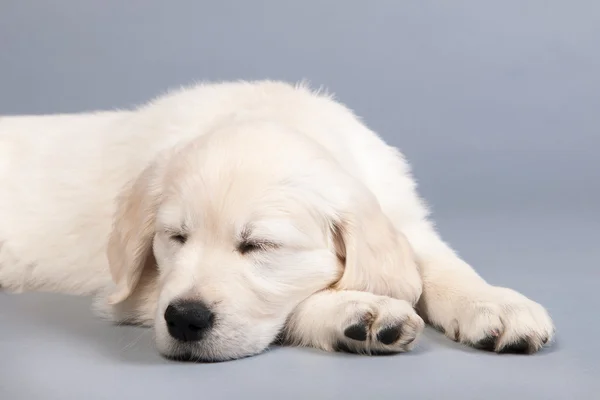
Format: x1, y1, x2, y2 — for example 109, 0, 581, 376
0, 81, 554, 361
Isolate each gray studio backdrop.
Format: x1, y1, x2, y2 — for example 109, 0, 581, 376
1, 1, 598, 399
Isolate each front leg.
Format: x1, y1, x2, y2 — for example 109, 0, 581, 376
283, 290, 424, 355
405, 221, 555, 354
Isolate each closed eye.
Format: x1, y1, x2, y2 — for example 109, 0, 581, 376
170, 233, 188, 244
238, 240, 279, 255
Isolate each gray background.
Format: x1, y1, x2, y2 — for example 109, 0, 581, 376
0, 1, 598, 399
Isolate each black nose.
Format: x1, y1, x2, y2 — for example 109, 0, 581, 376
164, 301, 215, 342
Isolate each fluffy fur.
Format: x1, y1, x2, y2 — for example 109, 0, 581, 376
0, 80, 554, 361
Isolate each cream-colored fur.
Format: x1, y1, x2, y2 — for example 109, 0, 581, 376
0, 80, 554, 361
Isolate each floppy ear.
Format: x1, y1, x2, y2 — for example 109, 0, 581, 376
330, 183, 422, 304
106, 157, 166, 305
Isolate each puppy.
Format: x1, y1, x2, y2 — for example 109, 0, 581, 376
0, 81, 554, 361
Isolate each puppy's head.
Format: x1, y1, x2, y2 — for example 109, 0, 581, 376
107, 122, 407, 361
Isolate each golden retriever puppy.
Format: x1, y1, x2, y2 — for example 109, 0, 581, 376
0, 81, 554, 361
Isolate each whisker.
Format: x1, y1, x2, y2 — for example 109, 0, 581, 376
120, 329, 151, 352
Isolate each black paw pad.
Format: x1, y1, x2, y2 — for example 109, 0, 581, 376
376, 324, 403, 345
344, 323, 368, 341
473, 335, 498, 351
499, 338, 531, 354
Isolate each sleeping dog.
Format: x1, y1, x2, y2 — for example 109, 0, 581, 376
0, 81, 554, 361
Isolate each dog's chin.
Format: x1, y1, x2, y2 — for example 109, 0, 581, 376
159, 342, 266, 363
160, 326, 290, 362
161, 349, 259, 363
155, 329, 273, 363
153, 314, 287, 362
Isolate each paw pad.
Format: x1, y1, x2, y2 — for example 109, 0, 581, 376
472, 334, 548, 354
376, 324, 403, 345
344, 323, 368, 341
498, 338, 531, 354
474, 334, 498, 351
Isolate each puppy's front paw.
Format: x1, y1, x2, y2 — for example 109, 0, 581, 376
440, 287, 555, 354
334, 297, 424, 355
